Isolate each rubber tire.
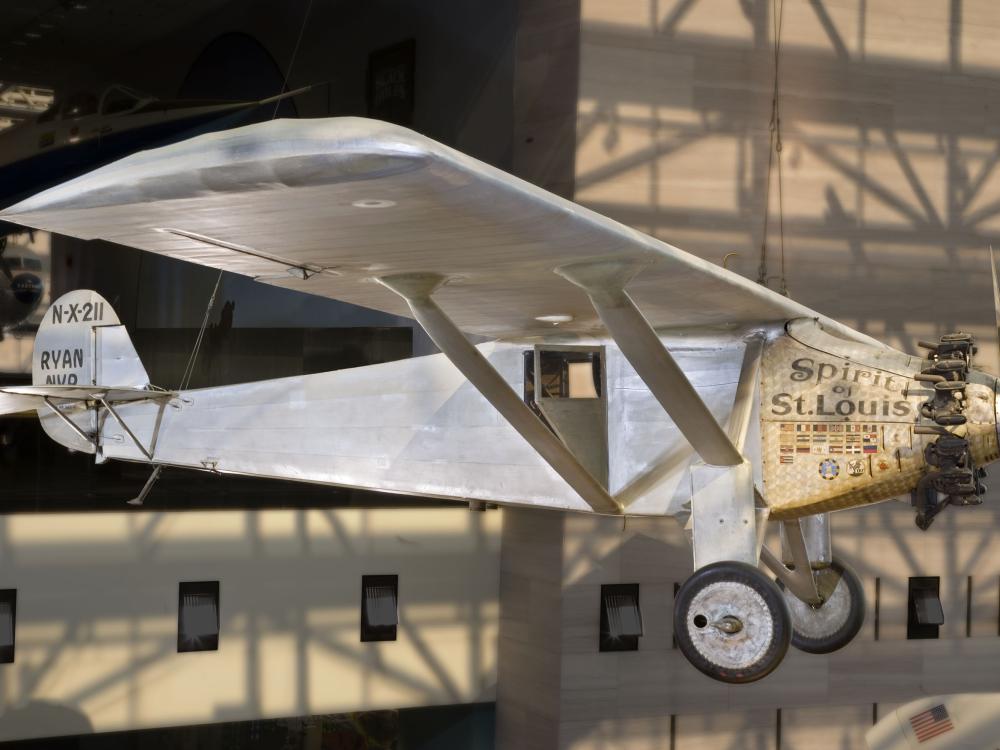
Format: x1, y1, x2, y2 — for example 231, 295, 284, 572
673, 561, 792, 684
778, 558, 865, 655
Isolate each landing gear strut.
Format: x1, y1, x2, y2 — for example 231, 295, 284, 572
777, 558, 864, 654
760, 514, 864, 655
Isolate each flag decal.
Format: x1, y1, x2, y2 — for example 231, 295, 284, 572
909, 704, 954, 743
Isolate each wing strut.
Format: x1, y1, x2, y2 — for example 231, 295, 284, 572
377, 272, 622, 515
557, 260, 744, 467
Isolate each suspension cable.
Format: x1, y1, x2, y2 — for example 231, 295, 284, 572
758, 0, 788, 296
178, 269, 223, 391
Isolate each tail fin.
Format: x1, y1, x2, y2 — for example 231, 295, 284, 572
33, 289, 149, 389
26, 290, 151, 453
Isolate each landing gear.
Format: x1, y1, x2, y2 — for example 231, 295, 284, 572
778, 558, 864, 654
673, 561, 791, 684
760, 515, 865, 656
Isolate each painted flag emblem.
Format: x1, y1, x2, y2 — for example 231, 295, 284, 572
909, 704, 953, 743
818, 458, 839, 480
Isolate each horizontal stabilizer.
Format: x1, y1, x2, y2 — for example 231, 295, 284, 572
0, 386, 172, 417
2, 385, 173, 402
0, 391, 42, 416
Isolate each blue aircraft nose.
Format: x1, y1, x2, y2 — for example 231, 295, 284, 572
11, 273, 43, 306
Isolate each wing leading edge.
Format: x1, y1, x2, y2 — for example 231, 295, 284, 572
0, 116, 877, 344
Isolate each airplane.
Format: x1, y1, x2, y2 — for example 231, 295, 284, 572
0, 82, 308, 213
867, 693, 1000, 748
0, 235, 44, 339
0, 117, 997, 684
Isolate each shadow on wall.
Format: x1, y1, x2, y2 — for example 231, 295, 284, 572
575, 0, 1000, 357
0, 507, 499, 744
0, 701, 94, 739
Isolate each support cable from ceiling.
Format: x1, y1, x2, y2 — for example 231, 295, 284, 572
757, 0, 789, 297
178, 269, 224, 391
127, 268, 223, 506
271, 0, 315, 120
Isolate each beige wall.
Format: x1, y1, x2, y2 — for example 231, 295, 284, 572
0, 507, 500, 742
575, 0, 1000, 366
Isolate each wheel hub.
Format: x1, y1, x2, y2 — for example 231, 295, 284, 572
712, 615, 744, 634
686, 580, 774, 670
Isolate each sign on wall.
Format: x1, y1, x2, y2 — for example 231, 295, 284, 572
367, 39, 415, 126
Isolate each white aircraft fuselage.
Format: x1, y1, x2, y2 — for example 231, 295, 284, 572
31, 292, 1000, 522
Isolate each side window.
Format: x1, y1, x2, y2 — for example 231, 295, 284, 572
524, 348, 602, 404
907, 576, 943, 640
178, 581, 220, 652
102, 87, 138, 116
361, 574, 398, 642
0, 589, 15, 664
62, 92, 97, 119
599, 584, 642, 652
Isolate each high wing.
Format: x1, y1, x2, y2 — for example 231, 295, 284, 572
0, 117, 878, 345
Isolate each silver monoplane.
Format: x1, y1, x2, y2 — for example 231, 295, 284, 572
2, 118, 997, 683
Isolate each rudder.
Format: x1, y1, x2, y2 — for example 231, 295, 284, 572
33, 290, 150, 453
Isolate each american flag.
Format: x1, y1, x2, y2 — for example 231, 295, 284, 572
908, 704, 954, 743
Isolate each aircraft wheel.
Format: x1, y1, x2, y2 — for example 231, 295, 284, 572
778, 558, 865, 654
674, 561, 791, 684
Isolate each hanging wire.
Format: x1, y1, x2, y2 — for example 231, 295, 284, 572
129, 267, 223, 505
271, 0, 316, 120
757, 0, 789, 296
178, 269, 224, 391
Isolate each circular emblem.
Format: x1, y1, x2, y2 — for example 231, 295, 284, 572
847, 458, 866, 477
818, 458, 840, 480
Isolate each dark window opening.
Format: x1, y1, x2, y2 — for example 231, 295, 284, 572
367, 39, 416, 126
600, 583, 642, 652
36, 102, 59, 123
62, 92, 97, 119
362, 575, 398, 642
102, 86, 140, 116
907, 576, 943, 639
0, 589, 15, 664
178, 581, 220, 652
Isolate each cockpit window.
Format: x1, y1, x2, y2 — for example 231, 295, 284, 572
524, 349, 603, 403
101, 87, 139, 115
62, 92, 97, 119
